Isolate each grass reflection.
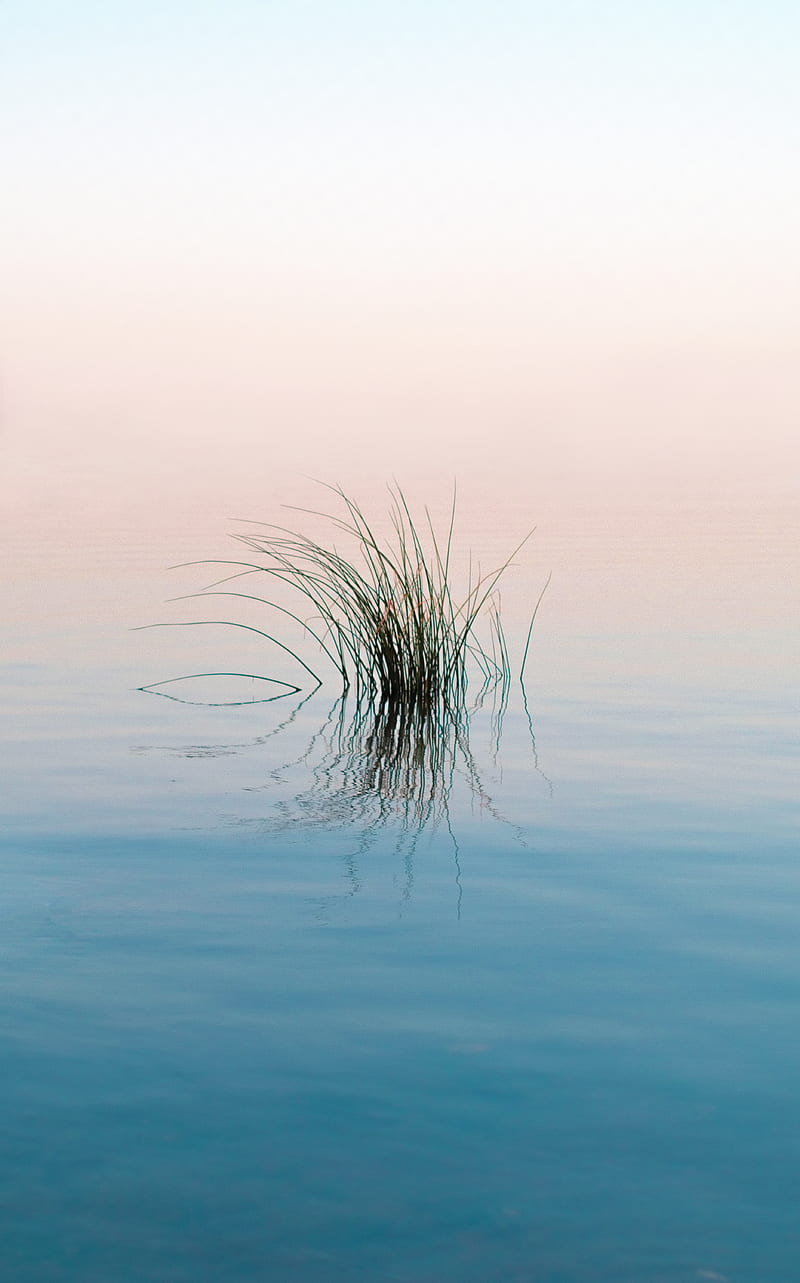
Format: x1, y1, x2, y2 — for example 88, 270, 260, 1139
138, 484, 550, 911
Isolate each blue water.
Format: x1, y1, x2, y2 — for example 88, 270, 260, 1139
3, 507, 799, 1283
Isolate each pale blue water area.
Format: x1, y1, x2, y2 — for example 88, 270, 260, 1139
2, 489, 798, 1282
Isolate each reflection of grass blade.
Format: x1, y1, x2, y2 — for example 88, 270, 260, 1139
138, 672, 301, 705
134, 620, 323, 689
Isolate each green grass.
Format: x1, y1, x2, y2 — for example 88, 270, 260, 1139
186, 482, 535, 715
137, 483, 549, 851
143, 481, 548, 727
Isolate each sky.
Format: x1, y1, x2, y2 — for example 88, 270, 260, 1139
3, 0, 798, 512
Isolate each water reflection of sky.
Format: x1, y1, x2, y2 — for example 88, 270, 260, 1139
3, 483, 799, 1281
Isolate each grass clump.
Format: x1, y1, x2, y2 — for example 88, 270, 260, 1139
144, 481, 550, 726
244, 483, 530, 712
186, 482, 536, 716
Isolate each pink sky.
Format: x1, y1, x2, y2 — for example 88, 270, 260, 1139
3, 1, 798, 520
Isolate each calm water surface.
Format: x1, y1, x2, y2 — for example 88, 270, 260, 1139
2, 483, 798, 1282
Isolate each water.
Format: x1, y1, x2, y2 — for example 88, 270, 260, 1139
2, 471, 798, 1282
